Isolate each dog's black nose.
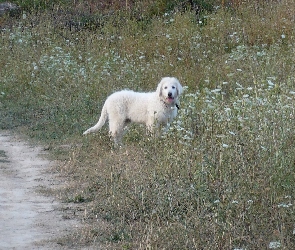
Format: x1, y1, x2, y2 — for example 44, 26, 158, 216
168, 92, 172, 97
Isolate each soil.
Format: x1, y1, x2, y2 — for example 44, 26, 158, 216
0, 131, 80, 249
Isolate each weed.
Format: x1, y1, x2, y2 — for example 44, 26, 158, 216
1, 0, 295, 248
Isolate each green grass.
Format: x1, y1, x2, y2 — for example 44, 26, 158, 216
1, 1, 295, 249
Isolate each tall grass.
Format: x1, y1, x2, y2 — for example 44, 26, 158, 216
1, 0, 295, 248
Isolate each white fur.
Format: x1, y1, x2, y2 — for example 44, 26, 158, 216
83, 77, 183, 145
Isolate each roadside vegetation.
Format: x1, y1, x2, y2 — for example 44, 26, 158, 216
1, 0, 295, 248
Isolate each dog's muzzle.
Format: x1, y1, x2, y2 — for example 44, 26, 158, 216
166, 93, 175, 104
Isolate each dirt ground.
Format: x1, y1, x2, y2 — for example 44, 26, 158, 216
0, 131, 81, 249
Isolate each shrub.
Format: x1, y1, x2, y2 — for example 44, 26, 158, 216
1, 0, 295, 248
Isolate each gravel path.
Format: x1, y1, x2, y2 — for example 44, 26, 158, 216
0, 131, 78, 249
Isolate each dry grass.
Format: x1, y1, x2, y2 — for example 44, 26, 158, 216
1, 0, 295, 249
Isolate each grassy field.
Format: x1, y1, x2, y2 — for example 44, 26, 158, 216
1, 0, 295, 249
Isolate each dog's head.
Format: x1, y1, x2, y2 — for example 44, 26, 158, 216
156, 77, 183, 105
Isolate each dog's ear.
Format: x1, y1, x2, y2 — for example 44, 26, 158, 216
156, 79, 163, 97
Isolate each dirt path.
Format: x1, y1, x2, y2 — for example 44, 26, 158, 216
0, 131, 79, 249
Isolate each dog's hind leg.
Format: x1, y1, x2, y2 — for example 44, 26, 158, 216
109, 121, 125, 146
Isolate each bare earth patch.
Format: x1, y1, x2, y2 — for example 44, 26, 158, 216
0, 131, 80, 249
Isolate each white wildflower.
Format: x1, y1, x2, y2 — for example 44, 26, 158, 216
267, 80, 274, 86
236, 82, 243, 88
211, 88, 221, 93
277, 203, 292, 208
269, 241, 281, 249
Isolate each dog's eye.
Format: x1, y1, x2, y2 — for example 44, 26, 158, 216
164, 86, 168, 89
172, 86, 175, 89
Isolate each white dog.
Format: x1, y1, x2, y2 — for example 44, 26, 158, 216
83, 77, 183, 144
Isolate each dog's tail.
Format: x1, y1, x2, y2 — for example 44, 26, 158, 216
83, 105, 108, 135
